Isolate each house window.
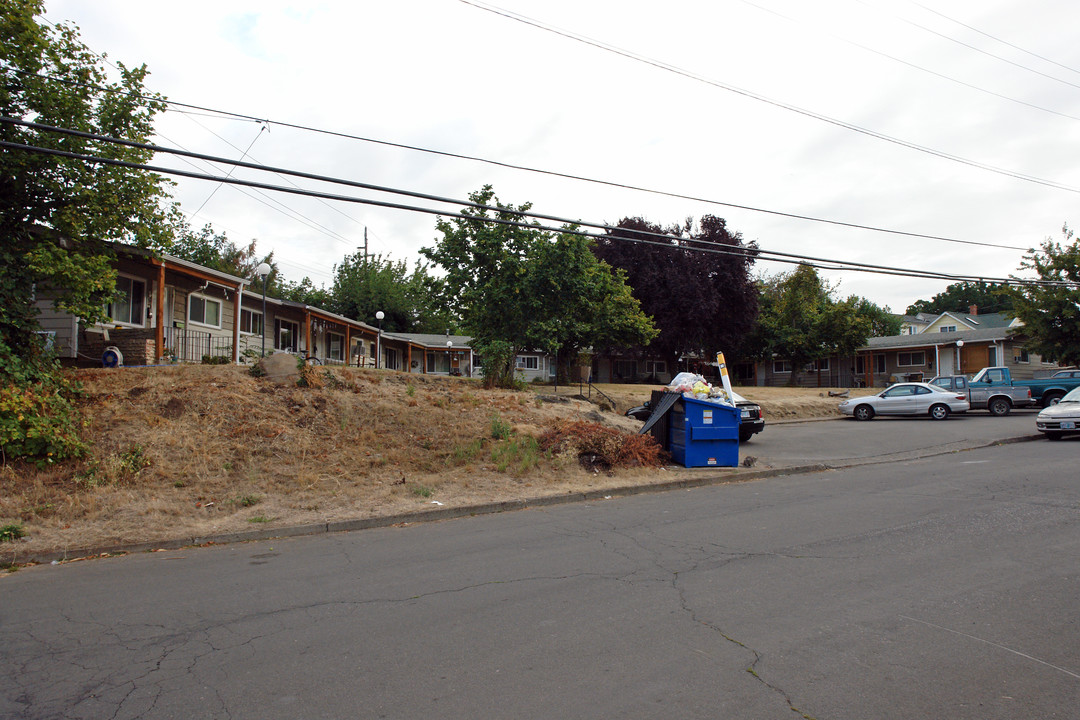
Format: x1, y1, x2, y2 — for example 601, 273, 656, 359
239, 308, 263, 335
515, 355, 539, 370
897, 351, 926, 367
645, 360, 667, 375
939, 325, 957, 333
328, 332, 344, 361
855, 355, 887, 375
188, 293, 222, 329
803, 359, 830, 372
614, 359, 636, 378
1014, 348, 1030, 363
105, 275, 146, 326
275, 319, 299, 352
773, 360, 792, 374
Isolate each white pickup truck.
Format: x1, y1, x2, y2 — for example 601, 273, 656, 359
929, 371, 1033, 416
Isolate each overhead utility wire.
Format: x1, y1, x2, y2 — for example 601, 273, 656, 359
739, 0, 1080, 123
458, 0, 1080, 195
863, 0, 1080, 91
178, 111, 371, 233
4, 116, 1032, 255
909, 1, 1080, 77
4, 133, 1061, 288
158, 129, 357, 247
9, 67, 1046, 249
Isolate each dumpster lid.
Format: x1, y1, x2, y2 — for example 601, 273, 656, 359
639, 391, 681, 435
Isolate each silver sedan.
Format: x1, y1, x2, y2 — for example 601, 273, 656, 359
839, 382, 970, 421
1035, 386, 1080, 440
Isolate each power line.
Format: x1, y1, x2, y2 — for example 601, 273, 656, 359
908, 1, 1080, 77
739, 0, 1080, 123
177, 110, 372, 233
6, 131, 1066, 289
4, 114, 1032, 253
457, 0, 1080, 195
863, 0, 1080, 91
7, 65, 1060, 248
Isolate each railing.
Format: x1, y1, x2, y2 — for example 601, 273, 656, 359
165, 327, 232, 363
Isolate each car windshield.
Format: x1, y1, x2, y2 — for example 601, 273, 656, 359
1060, 387, 1080, 403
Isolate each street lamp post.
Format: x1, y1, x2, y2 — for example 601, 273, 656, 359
255, 262, 272, 357
446, 339, 453, 375
375, 311, 384, 369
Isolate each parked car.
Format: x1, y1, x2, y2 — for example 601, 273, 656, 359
1050, 369, 1080, 379
928, 374, 1032, 416
626, 390, 765, 443
838, 382, 969, 421
1035, 386, 1080, 440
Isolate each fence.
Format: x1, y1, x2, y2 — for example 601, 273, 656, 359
165, 327, 232, 363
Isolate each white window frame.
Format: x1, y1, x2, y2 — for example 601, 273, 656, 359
803, 358, 830, 372
773, 359, 792, 374
239, 308, 263, 336
327, 332, 344, 362
645, 360, 667, 375
515, 355, 539, 370
897, 351, 926, 367
939, 325, 957, 333
105, 273, 147, 327
188, 292, 223, 329
276, 319, 300, 352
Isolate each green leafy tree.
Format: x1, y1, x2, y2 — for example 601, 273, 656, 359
593, 215, 759, 370
169, 223, 275, 280
906, 281, 1014, 316
331, 251, 452, 333
1, 2, 177, 461
421, 186, 656, 387
748, 265, 896, 383
1009, 225, 1080, 367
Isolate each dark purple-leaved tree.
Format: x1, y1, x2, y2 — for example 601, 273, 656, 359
592, 215, 759, 372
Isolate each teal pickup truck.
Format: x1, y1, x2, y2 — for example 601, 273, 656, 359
933, 366, 1080, 410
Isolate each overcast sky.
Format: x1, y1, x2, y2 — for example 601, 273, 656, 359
44, 0, 1080, 314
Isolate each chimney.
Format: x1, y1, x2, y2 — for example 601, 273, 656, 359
969, 304, 978, 316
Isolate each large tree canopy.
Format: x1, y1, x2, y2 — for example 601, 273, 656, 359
905, 281, 1014, 316
1, 1, 177, 460
592, 215, 759, 367
331, 251, 451, 334
421, 186, 656, 386
1, 1, 177, 340
747, 265, 899, 382
1009, 225, 1080, 367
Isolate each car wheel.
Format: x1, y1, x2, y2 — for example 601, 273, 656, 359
988, 398, 1010, 417
929, 404, 950, 420
853, 405, 874, 421
1046, 432, 1063, 441
1043, 393, 1064, 408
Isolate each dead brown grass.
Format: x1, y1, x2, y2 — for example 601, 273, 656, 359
0, 367, 872, 560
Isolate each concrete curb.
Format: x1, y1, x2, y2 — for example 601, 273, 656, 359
5, 433, 1045, 567
5, 464, 831, 566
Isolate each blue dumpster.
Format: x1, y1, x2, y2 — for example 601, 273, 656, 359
669, 396, 740, 468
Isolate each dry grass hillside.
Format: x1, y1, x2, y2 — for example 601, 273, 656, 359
0, 364, 869, 560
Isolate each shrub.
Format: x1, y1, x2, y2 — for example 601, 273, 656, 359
490, 414, 512, 440
0, 524, 26, 543
0, 341, 87, 465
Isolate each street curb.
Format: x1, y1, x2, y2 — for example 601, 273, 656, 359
6, 434, 1045, 567
4, 464, 831, 566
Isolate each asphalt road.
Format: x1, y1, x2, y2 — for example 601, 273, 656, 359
2, 417, 1077, 719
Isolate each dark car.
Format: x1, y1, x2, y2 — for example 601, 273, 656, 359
626, 390, 765, 443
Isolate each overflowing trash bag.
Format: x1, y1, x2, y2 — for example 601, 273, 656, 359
667, 372, 733, 406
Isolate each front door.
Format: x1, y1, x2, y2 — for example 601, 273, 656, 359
938, 348, 954, 376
